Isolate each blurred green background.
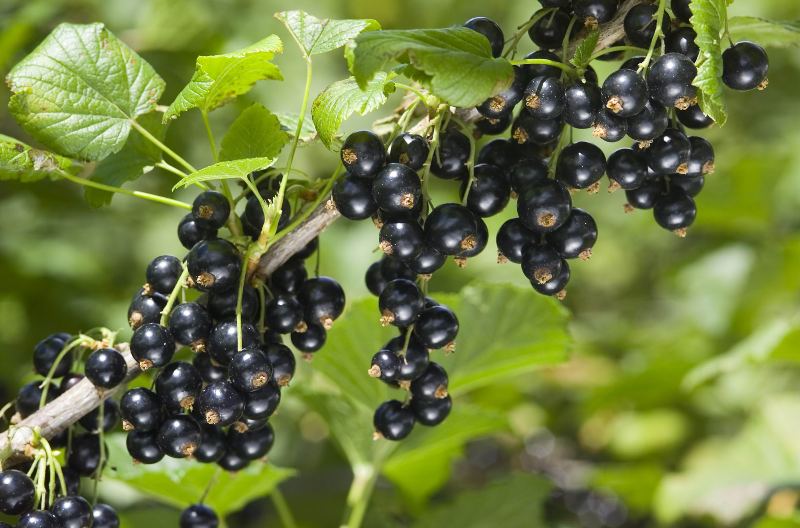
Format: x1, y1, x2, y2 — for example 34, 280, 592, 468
2, 0, 800, 526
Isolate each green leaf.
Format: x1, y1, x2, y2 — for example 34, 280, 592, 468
274, 10, 380, 57
85, 113, 166, 207
173, 158, 274, 190
6, 23, 165, 161
346, 27, 514, 107
571, 28, 600, 70
103, 434, 294, 517
690, 0, 729, 125
219, 104, 289, 162
311, 73, 392, 149
0, 135, 80, 182
414, 473, 551, 528
163, 36, 283, 122
728, 17, 800, 48
275, 112, 318, 145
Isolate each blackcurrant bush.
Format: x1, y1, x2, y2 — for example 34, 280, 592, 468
625, 178, 666, 210
127, 287, 166, 330
414, 305, 459, 350
477, 67, 527, 119
228, 422, 275, 460
85, 348, 127, 389
270, 258, 308, 296
373, 163, 422, 215
522, 242, 564, 285
158, 414, 202, 457
528, 9, 571, 50
332, 175, 378, 221
263, 343, 296, 387
564, 80, 601, 129
460, 163, 510, 217
671, 0, 692, 23
520, 50, 563, 80
665, 27, 699, 61
624, 4, 670, 48
374, 400, 415, 441
686, 136, 715, 176
627, 99, 669, 142
17, 511, 60, 528
524, 75, 565, 120
574, 0, 618, 24
546, 208, 598, 260
602, 69, 649, 117
379, 220, 425, 260
131, 323, 175, 370
33, 333, 72, 378
146, 255, 183, 295
169, 302, 212, 350
557, 141, 607, 190
180, 504, 219, 528
341, 130, 386, 178
229, 348, 272, 392
194, 425, 226, 463
388, 133, 429, 170
592, 108, 628, 142
378, 279, 423, 327
496, 218, 536, 264
431, 129, 470, 180
531, 258, 571, 297
517, 179, 572, 233
299, 276, 346, 328
722, 41, 769, 91
187, 238, 241, 293
511, 113, 563, 146
178, 213, 217, 251
647, 53, 698, 109
291, 320, 327, 353
264, 295, 303, 334
207, 284, 259, 322
67, 433, 104, 476
120, 387, 163, 432
647, 129, 691, 174
0, 469, 34, 515
192, 191, 230, 230
126, 430, 164, 464
207, 321, 261, 366
410, 362, 449, 400
676, 104, 714, 129
464, 16, 504, 57
653, 188, 697, 232
79, 399, 119, 433
51, 495, 92, 528
369, 349, 401, 383
155, 361, 202, 411
412, 394, 452, 426
607, 148, 648, 190
242, 380, 281, 421
92, 503, 120, 528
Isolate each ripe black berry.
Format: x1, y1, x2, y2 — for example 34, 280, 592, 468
412, 394, 452, 426
217, 448, 249, 472
369, 349, 401, 383
388, 133, 429, 170
169, 302, 212, 349
228, 422, 275, 460
67, 433, 104, 476
85, 348, 127, 389
242, 380, 281, 421
408, 245, 446, 276
522, 242, 564, 285
120, 387, 163, 431
670, 174, 705, 197
574, 0, 618, 24
127, 287, 166, 330
475, 113, 512, 137
387, 334, 430, 381
263, 343, 296, 386
0, 469, 34, 515
264, 295, 303, 334
414, 305, 459, 350
177, 213, 217, 251
192, 191, 230, 230
146, 255, 183, 295
676, 104, 714, 129
496, 218, 536, 264
17, 511, 60, 528
521, 50, 563, 82
477, 67, 527, 119
332, 175, 378, 220
378, 279, 423, 327
194, 425, 226, 463
51, 495, 92, 528
290, 321, 327, 353
607, 148, 648, 190
460, 163, 510, 217
126, 430, 164, 464
653, 188, 697, 232
528, 9, 571, 49
602, 69, 649, 118
593, 108, 628, 142
270, 258, 308, 296
299, 277, 346, 328
229, 348, 272, 392
517, 179, 572, 233
431, 129, 470, 180
33, 333, 72, 378
557, 141, 607, 190
180, 504, 219, 528
373, 163, 422, 215
722, 41, 769, 91
625, 178, 666, 210
60, 373, 83, 392
187, 238, 241, 293
460, 217, 488, 260
158, 415, 202, 457
627, 99, 668, 142
546, 208, 598, 260
508, 159, 548, 194
511, 113, 563, 146
665, 27, 699, 61
379, 220, 425, 260
531, 258, 570, 296
207, 284, 258, 322
79, 399, 119, 433
374, 400, 415, 440
620, 55, 646, 71
624, 4, 670, 48
671, 0, 692, 23
464, 16, 504, 57
207, 321, 261, 366
410, 362, 448, 401
193, 353, 227, 384
564, 80, 601, 129
365, 261, 387, 296
686, 136, 715, 176
242, 195, 290, 237
130, 323, 175, 370
341, 130, 386, 178
424, 204, 479, 256
16, 381, 59, 418
92, 503, 120, 528
647, 53, 698, 109
647, 129, 691, 174
524, 76, 565, 120
156, 361, 202, 411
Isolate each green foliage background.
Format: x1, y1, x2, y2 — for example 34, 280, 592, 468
1, 0, 800, 526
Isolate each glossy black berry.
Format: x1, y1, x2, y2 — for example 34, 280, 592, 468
676, 104, 714, 129
168, 302, 212, 350
145, 255, 183, 295
332, 175, 378, 221
207, 284, 258, 322
647, 129, 691, 174
464, 16, 504, 57
528, 9, 571, 49
607, 148, 648, 190
131, 323, 175, 370
126, 430, 164, 464
192, 191, 230, 230
602, 69, 649, 118
460, 163, 510, 217
228, 422, 275, 460
217, 448, 249, 472
722, 41, 769, 91
475, 113, 512, 136
546, 208, 598, 260
341, 131, 386, 178
242, 380, 281, 421
127, 287, 166, 330
477, 141, 516, 172
158, 415, 202, 457
408, 245, 446, 276
517, 180, 572, 233
229, 348, 272, 392
295, 237, 319, 260
92, 503, 120, 528
156, 361, 202, 411
412, 394, 452, 426
524, 75, 564, 120
291, 320, 327, 353
531, 258, 570, 296
477, 67, 527, 119
459, 216, 488, 260
180, 504, 219, 528
670, 174, 705, 197
625, 178, 666, 209
51, 495, 92, 528
374, 400, 415, 441
647, 53, 698, 109
414, 305, 459, 350
410, 362, 449, 401
191, 355, 225, 386
627, 99, 668, 142
270, 258, 308, 296
369, 349, 401, 383
0, 469, 34, 515
654, 188, 697, 231
620, 55, 646, 71
187, 238, 241, 293
564, 80, 601, 129
424, 204, 479, 256
85, 348, 126, 389
299, 277, 346, 328
522, 242, 564, 285
365, 261, 387, 296
388, 133, 429, 170
520, 50, 563, 80
431, 129, 470, 180
194, 425, 226, 463
592, 108, 628, 142
511, 113, 563, 146
17, 511, 60, 528
378, 279, 423, 327
508, 159, 548, 194
373, 163, 422, 215
686, 136, 715, 177
16, 381, 59, 418
388, 334, 430, 381
262, 295, 301, 334
207, 321, 261, 366
263, 343, 296, 387
574, 0, 618, 24
624, 4, 670, 48
557, 142, 607, 190
671, 0, 692, 23
379, 220, 425, 260
60, 373, 84, 392
242, 195, 290, 238
178, 213, 217, 251
79, 399, 119, 433
67, 433, 104, 476
665, 27, 699, 61
496, 218, 536, 264
120, 387, 163, 432
33, 333, 72, 378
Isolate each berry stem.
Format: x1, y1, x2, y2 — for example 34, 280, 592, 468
391, 82, 430, 105
589, 45, 645, 62
270, 488, 299, 528
510, 58, 578, 77
160, 264, 190, 326
637, 0, 668, 74
236, 247, 253, 351
57, 170, 192, 210
457, 120, 477, 206
130, 119, 197, 174
503, 8, 558, 59
342, 464, 379, 528
418, 106, 448, 220
201, 110, 219, 162
561, 16, 579, 63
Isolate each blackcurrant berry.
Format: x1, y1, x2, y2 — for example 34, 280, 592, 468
531, 258, 570, 297
92, 503, 120, 528
602, 69, 649, 117
228, 422, 275, 460
373, 400, 415, 441
670, 174, 705, 197
192, 191, 230, 230
0, 469, 35, 515
557, 141, 607, 190
127, 287, 166, 330
722, 41, 769, 91
619, 55, 646, 71
369, 349, 402, 383
625, 178, 666, 209
378, 279, 423, 327
242, 380, 281, 421
414, 305, 459, 350
79, 399, 119, 433
627, 99, 669, 142
592, 108, 628, 142
671, 0, 692, 23
365, 261, 387, 296
574, 0, 618, 24
388, 133, 429, 170
217, 448, 249, 472
520, 50, 563, 80
477, 67, 527, 119
85, 348, 127, 389
332, 175, 378, 220
477, 139, 518, 171
624, 4, 670, 48
676, 104, 714, 129
511, 113, 563, 146
263, 343, 296, 386
180, 504, 219, 528
264, 295, 303, 334
187, 239, 241, 293
424, 204, 479, 256
607, 148, 648, 190
464, 16, 504, 57
460, 163, 510, 217
67, 433, 104, 476
60, 373, 84, 393
686, 136, 715, 176
524, 75, 565, 120
290, 320, 327, 353
155, 361, 202, 411
496, 218, 536, 264
17, 511, 60, 528
207, 284, 258, 322
528, 9, 571, 50
131, 323, 175, 370
120, 387, 163, 432
341, 130, 386, 178
178, 213, 217, 251
379, 220, 425, 260
564, 80, 601, 129
647, 53, 698, 109
408, 245, 446, 275
653, 187, 697, 232
229, 348, 272, 392
16, 381, 59, 418
242, 195, 290, 237
193, 353, 227, 384
508, 159, 548, 194
299, 276, 346, 328
207, 321, 261, 366
33, 333, 72, 378
146, 255, 183, 295
665, 27, 699, 61
546, 208, 598, 260
373, 163, 422, 215
194, 425, 226, 463
126, 430, 164, 464
51, 495, 92, 528
431, 129, 470, 180
412, 394, 452, 426
475, 113, 512, 136
158, 414, 202, 457
517, 179, 572, 233
270, 258, 308, 296
295, 237, 319, 260
647, 129, 691, 174
387, 334, 430, 381
410, 362, 449, 400
522, 242, 564, 285
168, 302, 212, 350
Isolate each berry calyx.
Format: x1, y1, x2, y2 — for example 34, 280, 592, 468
602, 69, 649, 117
186, 239, 241, 293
